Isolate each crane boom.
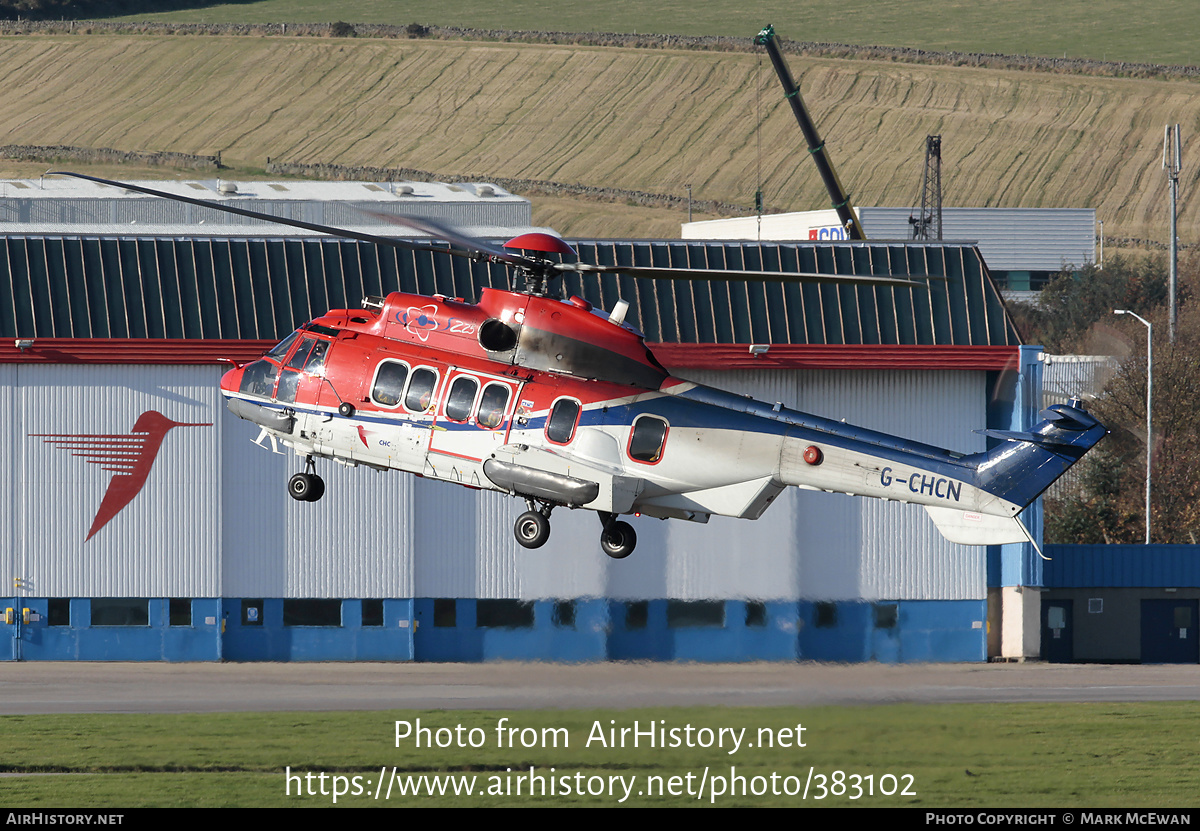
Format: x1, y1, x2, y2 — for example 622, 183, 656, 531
754, 24, 866, 240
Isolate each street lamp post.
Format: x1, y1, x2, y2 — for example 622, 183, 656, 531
1114, 309, 1152, 543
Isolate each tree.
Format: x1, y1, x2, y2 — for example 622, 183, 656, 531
1041, 252, 1200, 543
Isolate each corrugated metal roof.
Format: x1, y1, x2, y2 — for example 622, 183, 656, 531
1044, 544, 1200, 588
0, 236, 1020, 346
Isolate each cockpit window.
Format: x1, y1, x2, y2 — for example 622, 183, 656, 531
285, 337, 317, 370
239, 360, 278, 398
303, 341, 329, 373
266, 331, 301, 361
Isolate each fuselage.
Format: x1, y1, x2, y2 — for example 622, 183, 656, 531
219, 289, 1031, 526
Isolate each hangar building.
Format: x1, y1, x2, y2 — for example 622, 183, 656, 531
683, 207, 1097, 294
0, 224, 1048, 663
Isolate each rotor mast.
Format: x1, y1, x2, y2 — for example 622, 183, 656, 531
754, 24, 866, 241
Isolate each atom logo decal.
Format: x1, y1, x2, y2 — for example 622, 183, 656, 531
31, 411, 210, 541
398, 304, 439, 341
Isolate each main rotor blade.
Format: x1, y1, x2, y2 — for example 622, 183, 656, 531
555, 262, 939, 288
362, 210, 541, 268
49, 172, 477, 260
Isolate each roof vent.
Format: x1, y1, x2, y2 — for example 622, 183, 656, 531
218, 182, 238, 195
477, 185, 495, 197
396, 185, 414, 196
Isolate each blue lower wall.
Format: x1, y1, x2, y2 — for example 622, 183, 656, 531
3, 597, 986, 663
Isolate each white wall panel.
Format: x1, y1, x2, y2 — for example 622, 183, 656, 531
2, 366, 17, 601
9, 363, 988, 603
18, 365, 221, 597
221, 414, 419, 598
679, 369, 989, 601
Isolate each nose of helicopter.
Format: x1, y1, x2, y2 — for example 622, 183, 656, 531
220, 363, 243, 395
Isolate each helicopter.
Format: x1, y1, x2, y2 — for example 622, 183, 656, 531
54, 172, 1107, 559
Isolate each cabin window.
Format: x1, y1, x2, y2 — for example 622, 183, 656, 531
628, 416, 668, 463
239, 360, 277, 397
445, 376, 478, 423
546, 398, 581, 444
477, 383, 510, 429
372, 361, 409, 407
404, 368, 438, 413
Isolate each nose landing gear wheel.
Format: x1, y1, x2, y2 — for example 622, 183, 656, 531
288, 472, 326, 502
600, 519, 637, 559
288, 457, 325, 502
514, 510, 551, 549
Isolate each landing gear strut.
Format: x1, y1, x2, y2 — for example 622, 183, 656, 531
598, 512, 637, 559
514, 499, 552, 549
288, 455, 325, 502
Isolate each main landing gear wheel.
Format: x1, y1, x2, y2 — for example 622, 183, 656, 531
599, 516, 637, 559
288, 456, 325, 502
514, 510, 551, 549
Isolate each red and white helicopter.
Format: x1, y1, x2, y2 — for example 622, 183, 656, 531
57, 172, 1107, 559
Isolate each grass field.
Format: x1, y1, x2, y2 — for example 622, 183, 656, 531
0, 33, 1196, 242
105, 0, 1200, 67
3, 703, 1200, 807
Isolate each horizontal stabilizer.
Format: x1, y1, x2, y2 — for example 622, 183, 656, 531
976, 428, 1073, 447
924, 505, 1030, 545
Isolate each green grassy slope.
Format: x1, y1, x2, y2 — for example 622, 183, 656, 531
105, 0, 1200, 66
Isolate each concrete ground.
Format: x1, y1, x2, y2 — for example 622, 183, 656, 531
1, 661, 1198, 714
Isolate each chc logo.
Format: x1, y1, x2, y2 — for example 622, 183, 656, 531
30, 411, 210, 541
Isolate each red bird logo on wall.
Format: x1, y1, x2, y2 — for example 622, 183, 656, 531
31, 411, 210, 540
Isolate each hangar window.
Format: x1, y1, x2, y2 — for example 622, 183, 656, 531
546, 398, 581, 444
91, 598, 149, 627
372, 361, 409, 407
874, 603, 898, 630
362, 599, 384, 627
628, 416, 668, 464
815, 602, 837, 628
169, 598, 192, 627
477, 383, 511, 430
47, 598, 70, 627
404, 368, 439, 413
667, 600, 725, 628
434, 599, 457, 628
745, 601, 767, 628
624, 601, 648, 630
445, 376, 479, 423
284, 599, 343, 627
476, 599, 534, 629
553, 600, 576, 629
